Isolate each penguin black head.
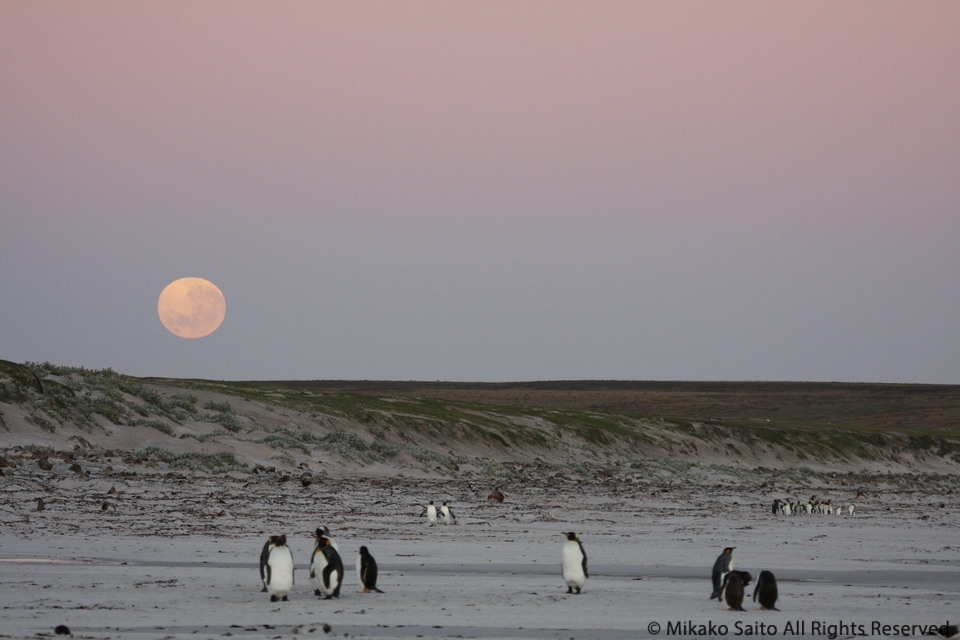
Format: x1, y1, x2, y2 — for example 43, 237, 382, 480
723, 546, 736, 554
270, 534, 287, 546
564, 532, 579, 541
732, 570, 752, 587
359, 545, 369, 555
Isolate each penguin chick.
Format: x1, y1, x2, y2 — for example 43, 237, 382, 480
722, 570, 751, 611
753, 570, 779, 611
356, 545, 384, 593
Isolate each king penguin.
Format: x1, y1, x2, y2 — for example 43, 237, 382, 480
753, 570, 779, 610
561, 531, 588, 594
710, 547, 735, 600
439, 502, 456, 525
420, 500, 437, 526
262, 535, 295, 602
310, 529, 344, 599
356, 545, 384, 593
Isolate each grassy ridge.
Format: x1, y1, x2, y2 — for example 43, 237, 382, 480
259, 379, 960, 434
3, 361, 959, 473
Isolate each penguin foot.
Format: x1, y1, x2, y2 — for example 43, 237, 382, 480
270, 595, 279, 602
314, 590, 322, 596
281, 596, 288, 602
566, 587, 573, 594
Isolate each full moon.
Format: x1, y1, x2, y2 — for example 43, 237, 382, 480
157, 277, 226, 339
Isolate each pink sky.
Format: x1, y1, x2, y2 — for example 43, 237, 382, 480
2, 2, 958, 382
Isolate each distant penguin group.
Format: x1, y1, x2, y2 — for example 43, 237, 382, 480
772, 497, 856, 516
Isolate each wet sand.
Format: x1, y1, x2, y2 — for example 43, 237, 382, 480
1, 462, 958, 639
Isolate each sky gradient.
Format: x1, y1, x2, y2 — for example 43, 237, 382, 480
2, 2, 959, 383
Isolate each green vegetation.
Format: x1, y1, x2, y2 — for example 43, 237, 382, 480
3, 360, 959, 473
125, 446, 245, 473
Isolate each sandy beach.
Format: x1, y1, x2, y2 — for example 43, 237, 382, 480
2, 451, 957, 640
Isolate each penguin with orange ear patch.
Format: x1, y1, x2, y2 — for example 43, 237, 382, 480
710, 547, 735, 600
262, 535, 294, 602
561, 532, 588, 594
310, 528, 343, 599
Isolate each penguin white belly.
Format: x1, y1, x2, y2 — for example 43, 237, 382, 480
310, 546, 343, 598
562, 543, 587, 588
266, 547, 294, 600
